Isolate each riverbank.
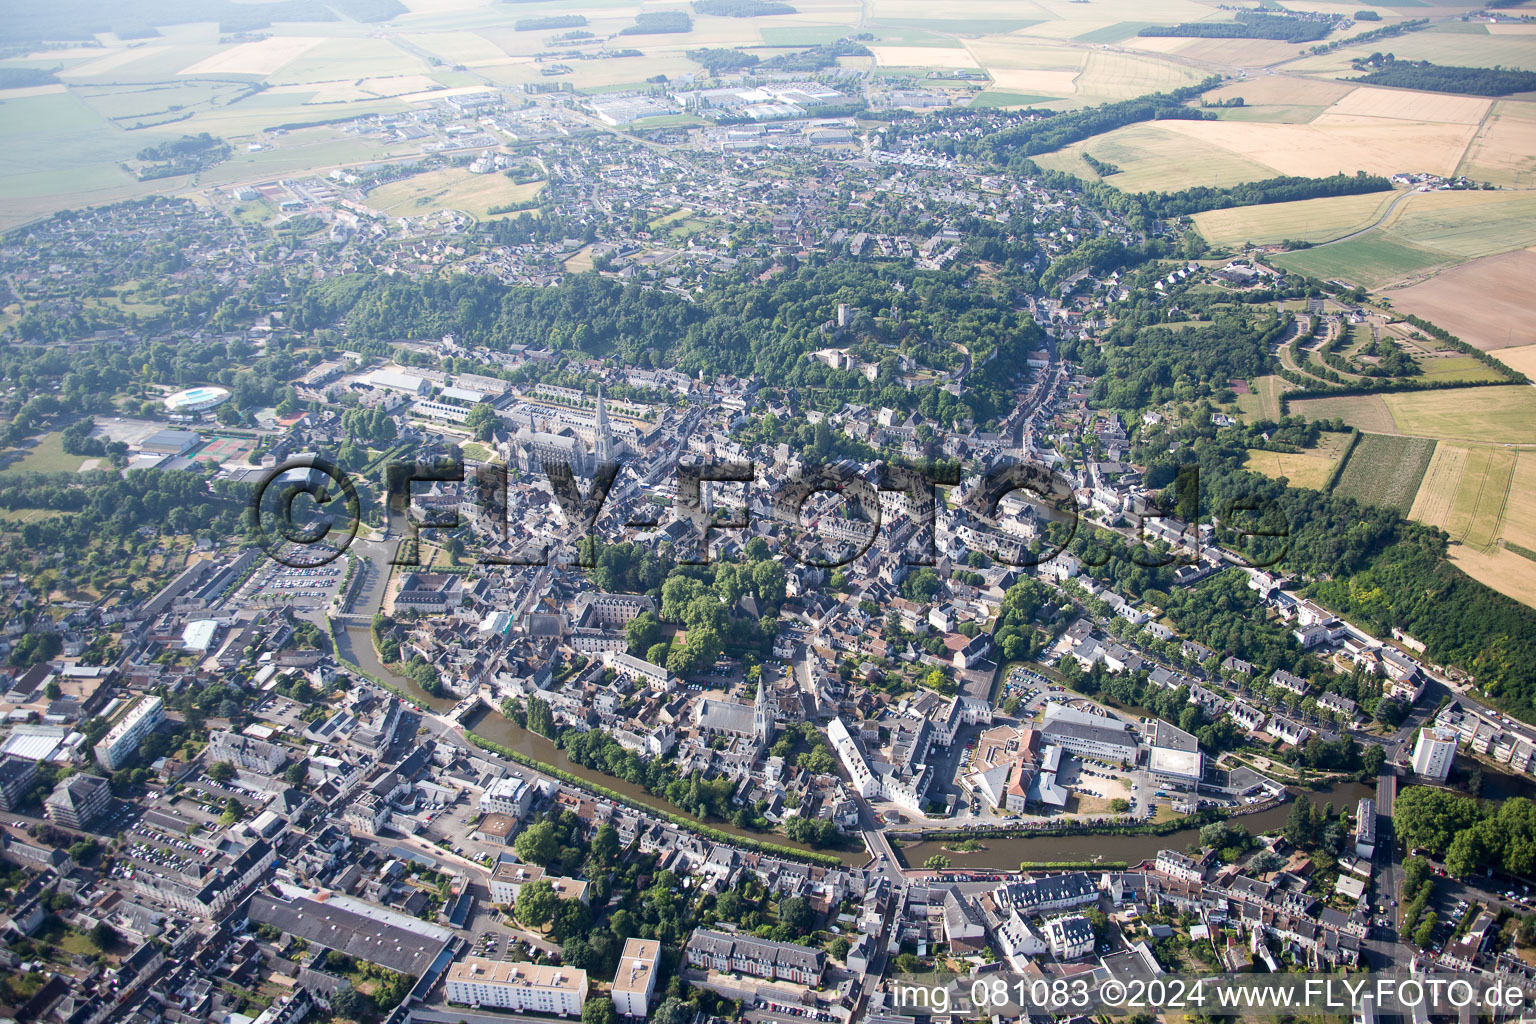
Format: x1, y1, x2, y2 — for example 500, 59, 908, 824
333, 623, 864, 866
465, 731, 847, 869
894, 780, 1375, 870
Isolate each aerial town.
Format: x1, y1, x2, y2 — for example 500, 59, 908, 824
5, 1, 1536, 1022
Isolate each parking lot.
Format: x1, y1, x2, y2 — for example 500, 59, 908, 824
230, 560, 345, 611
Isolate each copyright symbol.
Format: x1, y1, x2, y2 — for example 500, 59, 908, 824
251, 456, 360, 568
1100, 980, 1127, 1008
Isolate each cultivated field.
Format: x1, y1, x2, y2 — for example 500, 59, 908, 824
178, 37, 327, 77
1382, 386, 1536, 445
1458, 101, 1536, 188
1321, 87, 1490, 126
1202, 76, 1357, 108
1242, 432, 1352, 489
1387, 250, 1536, 351
365, 168, 546, 219
1491, 342, 1536, 378
1273, 238, 1445, 289
1276, 190, 1536, 287
1289, 393, 1398, 434
1332, 433, 1438, 514
1071, 50, 1204, 101
1034, 123, 1279, 190
1193, 190, 1399, 247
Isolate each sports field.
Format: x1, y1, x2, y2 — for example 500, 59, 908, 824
0, 432, 90, 475
1331, 433, 1437, 514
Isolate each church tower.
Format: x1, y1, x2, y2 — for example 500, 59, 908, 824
753, 678, 774, 746
594, 385, 614, 464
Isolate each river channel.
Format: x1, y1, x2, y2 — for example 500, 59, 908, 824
894, 780, 1378, 870
339, 626, 866, 865
339, 626, 1382, 873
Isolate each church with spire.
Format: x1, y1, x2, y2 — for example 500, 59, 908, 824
593, 384, 615, 465
753, 677, 775, 747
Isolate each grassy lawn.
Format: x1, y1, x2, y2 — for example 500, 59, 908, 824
0, 432, 89, 474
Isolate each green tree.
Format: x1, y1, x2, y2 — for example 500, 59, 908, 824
513, 819, 561, 866
625, 611, 663, 656
89, 921, 118, 950
514, 879, 559, 930
207, 761, 236, 784
1413, 912, 1438, 949
583, 996, 618, 1024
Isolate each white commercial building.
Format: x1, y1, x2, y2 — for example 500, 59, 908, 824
828, 716, 878, 799
1411, 726, 1457, 782
445, 958, 587, 1015
94, 695, 165, 771
610, 938, 660, 1017
479, 775, 532, 819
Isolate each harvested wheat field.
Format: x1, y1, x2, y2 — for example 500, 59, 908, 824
1458, 100, 1536, 187
1151, 117, 1478, 178
1193, 189, 1398, 247
987, 68, 1081, 94
1388, 249, 1536, 351
1492, 343, 1536, 378
870, 45, 981, 68
1410, 441, 1467, 531
1503, 452, 1536, 553
178, 36, 326, 76
1323, 86, 1490, 125
1412, 444, 1518, 548
1203, 76, 1357, 107
1450, 545, 1536, 611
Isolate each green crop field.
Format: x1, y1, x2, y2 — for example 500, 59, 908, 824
1075, 22, 1159, 43
1331, 433, 1438, 514
970, 91, 1056, 108
1272, 237, 1446, 288
1412, 355, 1508, 385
